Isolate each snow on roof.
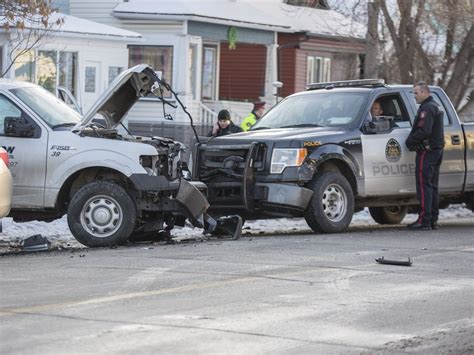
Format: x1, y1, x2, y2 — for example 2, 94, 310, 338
113, 0, 365, 39
113, 0, 291, 31
2, 13, 141, 40
250, 0, 366, 39
54, 13, 141, 39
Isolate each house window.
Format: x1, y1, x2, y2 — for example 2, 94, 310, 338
189, 44, 197, 100
202, 45, 217, 100
129, 45, 173, 96
37, 50, 57, 93
307, 56, 331, 84
14, 51, 35, 82
84, 66, 96, 93
14, 50, 77, 95
59, 52, 77, 95
108, 66, 123, 85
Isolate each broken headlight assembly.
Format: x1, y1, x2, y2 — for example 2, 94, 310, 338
140, 155, 157, 176
270, 148, 307, 174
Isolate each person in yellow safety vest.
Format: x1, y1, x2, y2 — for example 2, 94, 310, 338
241, 101, 266, 131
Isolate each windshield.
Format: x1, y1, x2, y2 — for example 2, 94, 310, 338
252, 92, 368, 130
11, 86, 82, 128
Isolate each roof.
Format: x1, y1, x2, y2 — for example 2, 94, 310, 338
250, 0, 366, 39
1, 13, 141, 40
112, 0, 365, 39
113, 0, 291, 31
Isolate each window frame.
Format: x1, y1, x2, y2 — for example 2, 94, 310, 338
14, 49, 78, 96
128, 45, 174, 98
306, 55, 331, 85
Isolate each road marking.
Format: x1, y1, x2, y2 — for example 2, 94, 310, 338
0, 267, 370, 316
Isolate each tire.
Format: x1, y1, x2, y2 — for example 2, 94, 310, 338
369, 206, 408, 225
67, 181, 137, 247
304, 171, 354, 233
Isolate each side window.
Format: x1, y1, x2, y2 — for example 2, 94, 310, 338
0, 94, 22, 136
371, 95, 412, 130
431, 93, 451, 126
0, 94, 39, 138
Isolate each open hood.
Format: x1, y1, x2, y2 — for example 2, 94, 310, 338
75, 64, 159, 129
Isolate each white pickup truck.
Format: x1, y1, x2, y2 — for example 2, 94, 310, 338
1, 65, 240, 247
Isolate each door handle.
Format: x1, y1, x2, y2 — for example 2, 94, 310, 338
451, 135, 461, 145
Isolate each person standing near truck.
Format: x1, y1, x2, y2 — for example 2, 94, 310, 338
208, 109, 243, 137
405, 82, 445, 230
241, 101, 266, 131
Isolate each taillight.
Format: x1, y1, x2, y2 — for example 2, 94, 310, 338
0, 151, 9, 168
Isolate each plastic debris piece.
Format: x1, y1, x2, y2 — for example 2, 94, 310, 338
22, 234, 51, 252
375, 256, 412, 266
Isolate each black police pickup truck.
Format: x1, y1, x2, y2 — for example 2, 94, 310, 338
190, 79, 474, 233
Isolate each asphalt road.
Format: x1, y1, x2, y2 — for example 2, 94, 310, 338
1, 219, 473, 354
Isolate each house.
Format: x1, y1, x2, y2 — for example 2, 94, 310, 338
252, 0, 366, 98
3, 0, 366, 145
66, 0, 365, 143
0, 12, 141, 112
67, 0, 291, 141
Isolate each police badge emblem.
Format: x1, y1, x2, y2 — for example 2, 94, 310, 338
385, 138, 401, 162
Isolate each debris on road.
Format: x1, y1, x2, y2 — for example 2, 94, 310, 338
22, 234, 51, 252
375, 256, 412, 266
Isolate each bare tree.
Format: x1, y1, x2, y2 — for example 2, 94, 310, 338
365, 0, 380, 78
1, 0, 63, 77
379, 0, 474, 111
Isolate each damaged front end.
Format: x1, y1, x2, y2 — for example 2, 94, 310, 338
124, 137, 243, 242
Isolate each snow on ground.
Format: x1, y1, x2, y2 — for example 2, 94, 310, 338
0, 205, 472, 254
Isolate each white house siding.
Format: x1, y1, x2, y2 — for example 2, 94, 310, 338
117, 22, 195, 125
69, 0, 123, 26
36, 36, 130, 112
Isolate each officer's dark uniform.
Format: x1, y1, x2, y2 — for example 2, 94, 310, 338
208, 122, 243, 137
405, 96, 444, 228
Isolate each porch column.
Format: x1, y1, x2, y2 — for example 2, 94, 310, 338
263, 42, 279, 107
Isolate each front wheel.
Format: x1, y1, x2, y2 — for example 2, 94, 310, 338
67, 181, 137, 247
369, 206, 408, 225
304, 171, 354, 233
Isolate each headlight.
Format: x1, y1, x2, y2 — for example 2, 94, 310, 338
270, 148, 307, 174
140, 155, 156, 176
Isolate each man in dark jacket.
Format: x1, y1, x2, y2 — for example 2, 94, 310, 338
405, 82, 445, 230
208, 109, 243, 137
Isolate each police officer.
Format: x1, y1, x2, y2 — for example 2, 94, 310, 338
241, 101, 265, 131
405, 82, 445, 230
208, 109, 243, 137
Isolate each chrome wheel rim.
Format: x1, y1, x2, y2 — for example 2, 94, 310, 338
322, 183, 347, 222
80, 195, 123, 238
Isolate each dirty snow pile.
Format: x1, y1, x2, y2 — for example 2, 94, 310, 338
0, 205, 472, 254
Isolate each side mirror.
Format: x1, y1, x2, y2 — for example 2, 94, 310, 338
364, 118, 391, 134
4, 117, 36, 138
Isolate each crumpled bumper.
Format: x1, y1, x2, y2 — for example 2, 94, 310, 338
255, 182, 313, 210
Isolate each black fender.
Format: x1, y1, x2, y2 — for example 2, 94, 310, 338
306, 144, 363, 195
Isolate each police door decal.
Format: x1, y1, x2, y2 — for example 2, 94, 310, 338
361, 130, 416, 196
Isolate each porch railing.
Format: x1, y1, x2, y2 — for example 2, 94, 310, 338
199, 102, 217, 127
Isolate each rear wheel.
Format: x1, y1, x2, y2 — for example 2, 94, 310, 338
369, 206, 408, 225
304, 171, 354, 233
67, 181, 137, 247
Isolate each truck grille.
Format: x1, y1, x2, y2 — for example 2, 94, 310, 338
198, 144, 266, 181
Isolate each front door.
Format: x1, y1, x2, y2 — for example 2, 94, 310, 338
361, 94, 416, 196
83, 61, 101, 113
0, 93, 48, 208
